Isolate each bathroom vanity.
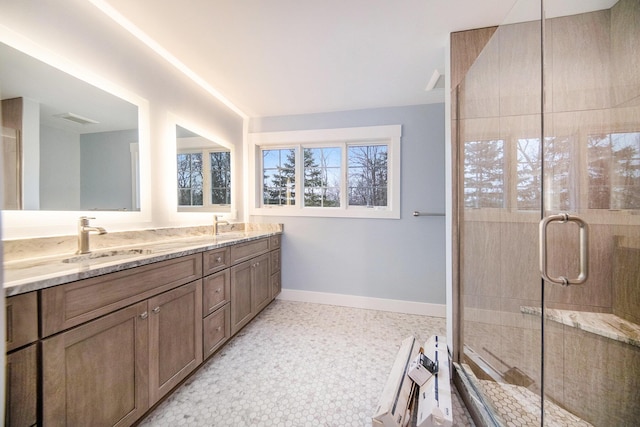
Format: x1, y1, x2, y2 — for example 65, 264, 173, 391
3, 226, 282, 427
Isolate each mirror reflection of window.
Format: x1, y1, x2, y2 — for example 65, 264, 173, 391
210, 151, 231, 205
176, 125, 231, 211
177, 152, 203, 206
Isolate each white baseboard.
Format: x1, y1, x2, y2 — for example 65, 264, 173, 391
277, 288, 446, 318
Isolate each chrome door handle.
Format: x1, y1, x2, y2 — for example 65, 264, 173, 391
539, 213, 588, 286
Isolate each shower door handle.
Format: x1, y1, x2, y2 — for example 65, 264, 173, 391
539, 213, 589, 286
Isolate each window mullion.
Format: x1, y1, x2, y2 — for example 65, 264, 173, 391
296, 144, 303, 209
341, 142, 348, 209
202, 149, 211, 207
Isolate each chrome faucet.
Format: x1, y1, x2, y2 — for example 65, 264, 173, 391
77, 216, 107, 254
213, 215, 229, 236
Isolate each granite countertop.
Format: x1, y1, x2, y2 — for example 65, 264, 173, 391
521, 306, 640, 348
3, 224, 282, 297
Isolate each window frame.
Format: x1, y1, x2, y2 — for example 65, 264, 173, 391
248, 125, 401, 219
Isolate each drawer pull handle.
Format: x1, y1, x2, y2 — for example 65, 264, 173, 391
140, 311, 148, 320
217, 326, 222, 332
152, 306, 161, 314
216, 256, 222, 263
215, 288, 222, 293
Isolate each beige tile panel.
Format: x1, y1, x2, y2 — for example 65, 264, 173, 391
498, 21, 543, 117
548, 10, 611, 113
611, 0, 640, 107
458, 34, 500, 120
562, 327, 640, 426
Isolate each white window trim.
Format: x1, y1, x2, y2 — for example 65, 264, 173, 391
248, 125, 401, 219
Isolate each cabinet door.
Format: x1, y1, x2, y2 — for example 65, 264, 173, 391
230, 260, 254, 335
271, 271, 282, 299
42, 301, 149, 427
5, 344, 37, 427
148, 280, 203, 404
253, 253, 271, 313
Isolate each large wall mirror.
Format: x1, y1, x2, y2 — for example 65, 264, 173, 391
176, 124, 232, 213
1, 41, 140, 211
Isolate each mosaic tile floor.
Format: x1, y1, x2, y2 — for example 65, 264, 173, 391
476, 380, 592, 427
139, 299, 475, 426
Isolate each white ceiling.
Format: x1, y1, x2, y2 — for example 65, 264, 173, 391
101, 0, 521, 118
100, 0, 618, 118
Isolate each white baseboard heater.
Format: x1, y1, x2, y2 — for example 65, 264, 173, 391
373, 335, 452, 427
372, 336, 419, 427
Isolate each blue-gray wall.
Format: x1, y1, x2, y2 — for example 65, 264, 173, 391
80, 129, 138, 211
40, 125, 81, 210
250, 103, 446, 304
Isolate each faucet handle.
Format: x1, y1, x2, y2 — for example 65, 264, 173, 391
78, 216, 96, 225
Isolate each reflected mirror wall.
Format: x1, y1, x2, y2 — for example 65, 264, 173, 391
0, 41, 140, 211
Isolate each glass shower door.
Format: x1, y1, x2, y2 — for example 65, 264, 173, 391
456, 1, 546, 423
540, 0, 640, 424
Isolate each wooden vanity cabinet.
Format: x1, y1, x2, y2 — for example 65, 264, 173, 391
6, 233, 282, 427
5, 292, 39, 427
40, 254, 204, 426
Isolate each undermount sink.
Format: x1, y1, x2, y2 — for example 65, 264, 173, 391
61, 248, 154, 264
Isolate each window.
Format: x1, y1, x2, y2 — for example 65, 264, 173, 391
263, 148, 296, 206
177, 149, 231, 209
249, 125, 401, 218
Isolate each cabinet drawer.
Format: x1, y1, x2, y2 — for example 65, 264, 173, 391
270, 249, 281, 274
6, 292, 38, 351
203, 247, 230, 275
270, 234, 281, 250
202, 269, 230, 317
230, 238, 269, 264
41, 254, 202, 337
203, 304, 230, 360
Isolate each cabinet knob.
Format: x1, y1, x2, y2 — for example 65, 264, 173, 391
216, 326, 222, 332
215, 288, 222, 293
152, 306, 161, 314
216, 256, 222, 263
140, 311, 148, 319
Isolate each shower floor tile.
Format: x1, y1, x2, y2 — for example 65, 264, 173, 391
477, 380, 592, 427
138, 299, 475, 426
